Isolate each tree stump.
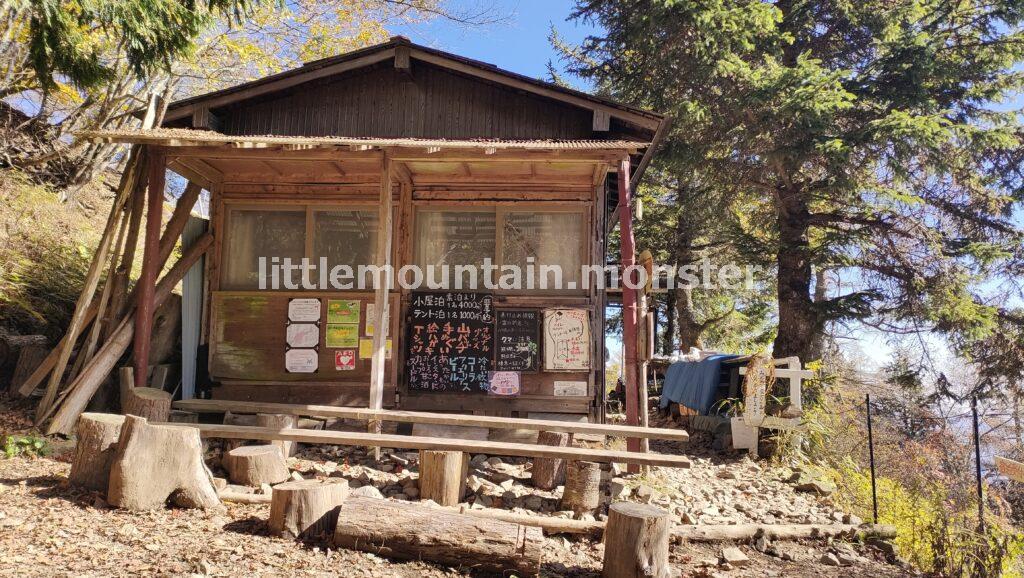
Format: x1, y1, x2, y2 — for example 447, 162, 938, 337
123, 387, 172, 422
334, 496, 543, 577
418, 450, 468, 506
69, 413, 126, 492
269, 479, 349, 540
602, 502, 672, 578
107, 415, 220, 510
224, 445, 290, 486
10, 343, 47, 395
560, 460, 602, 515
257, 413, 299, 457
531, 431, 572, 490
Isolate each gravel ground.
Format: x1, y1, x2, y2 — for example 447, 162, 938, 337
0, 400, 916, 577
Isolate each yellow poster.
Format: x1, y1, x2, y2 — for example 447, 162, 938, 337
326, 324, 359, 348
359, 338, 392, 359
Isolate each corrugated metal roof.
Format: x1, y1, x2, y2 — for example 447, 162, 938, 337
81, 128, 649, 152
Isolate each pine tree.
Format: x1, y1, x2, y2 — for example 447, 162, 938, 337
562, 0, 1024, 363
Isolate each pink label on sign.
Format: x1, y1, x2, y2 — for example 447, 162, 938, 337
335, 350, 356, 371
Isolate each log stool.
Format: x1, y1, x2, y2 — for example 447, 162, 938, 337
123, 387, 172, 422
560, 460, 601, 515
256, 413, 299, 457
418, 450, 469, 506
107, 415, 220, 510
224, 445, 290, 486
269, 479, 349, 539
602, 502, 672, 578
531, 431, 572, 490
69, 413, 126, 491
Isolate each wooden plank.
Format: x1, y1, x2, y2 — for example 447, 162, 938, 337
996, 456, 1024, 482
171, 399, 690, 442
166, 422, 692, 468
369, 155, 393, 414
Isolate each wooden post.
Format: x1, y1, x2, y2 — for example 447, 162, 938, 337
368, 153, 393, 458
531, 431, 572, 490
602, 502, 672, 578
133, 150, 166, 388
561, 460, 602, 515
418, 449, 469, 506
618, 157, 643, 471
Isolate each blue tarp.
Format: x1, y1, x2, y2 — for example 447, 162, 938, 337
659, 355, 739, 414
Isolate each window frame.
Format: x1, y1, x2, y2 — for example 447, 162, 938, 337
413, 204, 589, 293
221, 201, 381, 291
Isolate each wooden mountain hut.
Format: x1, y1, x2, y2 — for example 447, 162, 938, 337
37, 37, 668, 440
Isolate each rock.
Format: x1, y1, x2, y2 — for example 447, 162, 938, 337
680, 511, 697, 525
720, 547, 749, 567
635, 484, 660, 504
290, 471, 304, 482
843, 513, 863, 525
819, 553, 842, 566
466, 475, 485, 493
476, 494, 493, 507
485, 457, 504, 467
403, 486, 420, 499
796, 479, 836, 496
259, 483, 273, 495
716, 469, 738, 480
835, 550, 860, 566
608, 478, 631, 500
867, 538, 898, 558
470, 454, 488, 465
754, 535, 770, 553
523, 495, 543, 510
350, 485, 384, 499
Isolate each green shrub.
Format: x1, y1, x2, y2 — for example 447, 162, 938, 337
2, 434, 51, 458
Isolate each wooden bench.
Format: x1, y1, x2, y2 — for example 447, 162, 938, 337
166, 422, 692, 468
172, 399, 690, 442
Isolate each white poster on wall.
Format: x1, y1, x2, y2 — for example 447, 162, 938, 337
286, 323, 320, 348
285, 349, 318, 373
553, 380, 588, 397
543, 309, 591, 371
288, 298, 322, 322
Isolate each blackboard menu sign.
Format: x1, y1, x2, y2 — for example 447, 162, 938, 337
495, 309, 540, 372
406, 292, 495, 393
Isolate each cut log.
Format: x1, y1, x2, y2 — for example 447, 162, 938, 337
10, 344, 47, 395
269, 479, 349, 540
531, 431, 572, 490
256, 413, 299, 457
561, 460, 601, 515
219, 490, 272, 504
455, 505, 602, 536
123, 387, 172, 422
107, 415, 220, 510
68, 413, 126, 492
602, 502, 672, 578
418, 450, 468, 506
672, 523, 898, 543
224, 445, 290, 486
334, 496, 543, 577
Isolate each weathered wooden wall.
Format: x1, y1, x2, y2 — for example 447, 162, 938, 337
217, 62, 595, 140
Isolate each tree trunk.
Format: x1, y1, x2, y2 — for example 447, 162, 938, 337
662, 290, 677, 355
224, 445, 290, 486
333, 496, 543, 577
560, 460, 602, 515
107, 415, 220, 510
602, 502, 672, 578
772, 185, 821, 360
69, 413, 125, 492
676, 287, 704, 351
9, 342, 46, 394
123, 387, 171, 422
269, 479, 349, 540
418, 450, 468, 506
531, 431, 572, 490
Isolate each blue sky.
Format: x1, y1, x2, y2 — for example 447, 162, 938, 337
391, 0, 596, 88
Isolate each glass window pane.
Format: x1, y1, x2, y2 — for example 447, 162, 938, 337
222, 209, 305, 290
503, 212, 582, 287
313, 210, 378, 269
415, 210, 496, 268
